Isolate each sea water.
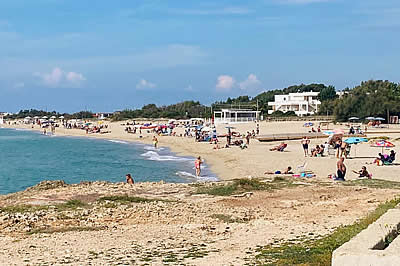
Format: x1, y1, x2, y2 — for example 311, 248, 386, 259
0, 128, 217, 195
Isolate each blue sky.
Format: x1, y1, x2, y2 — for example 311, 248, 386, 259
1, 0, 399, 112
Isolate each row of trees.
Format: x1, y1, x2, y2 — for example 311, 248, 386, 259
320, 80, 400, 121
7, 109, 94, 120
111, 101, 211, 120
8, 81, 400, 122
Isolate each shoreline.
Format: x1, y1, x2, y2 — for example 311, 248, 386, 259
3, 120, 400, 184
0, 124, 223, 183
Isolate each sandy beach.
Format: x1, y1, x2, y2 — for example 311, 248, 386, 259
1, 120, 400, 264
3, 120, 400, 182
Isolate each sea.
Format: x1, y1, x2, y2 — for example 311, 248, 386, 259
0, 128, 217, 195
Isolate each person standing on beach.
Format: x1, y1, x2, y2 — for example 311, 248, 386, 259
256, 124, 260, 135
301, 137, 310, 157
336, 157, 346, 181
153, 136, 158, 149
195, 156, 202, 177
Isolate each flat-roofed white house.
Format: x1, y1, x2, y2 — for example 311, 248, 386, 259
268, 92, 321, 116
213, 109, 261, 124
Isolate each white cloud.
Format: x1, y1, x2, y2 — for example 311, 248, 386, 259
66, 71, 86, 83
216, 75, 236, 91
136, 79, 156, 89
34, 67, 86, 88
239, 74, 262, 90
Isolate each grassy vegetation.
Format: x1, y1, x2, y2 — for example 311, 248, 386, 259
195, 178, 299, 196
250, 197, 400, 265
343, 179, 400, 190
27, 226, 103, 235
97, 195, 172, 204
367, 136, 390, 141
210, 213, 248, 223
0, 200, 87, 214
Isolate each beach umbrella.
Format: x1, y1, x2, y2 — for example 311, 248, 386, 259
50, 116, 56, 119
42, 116, 48, 119
348, 117, 359, 121
344, 137, 368, 144
25, 116, 31, 119
344, 137, 368, 157
323, 130, 335, 136
59, 116, 64, 119
34, 116, 39, 119
371, 140, 395, 153
375, 117, 385, 121
365, 117, 376, 120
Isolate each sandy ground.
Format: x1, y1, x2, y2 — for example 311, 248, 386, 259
3, 120, 400, 182
0, 180, 399, 265
1, 120, 400, 265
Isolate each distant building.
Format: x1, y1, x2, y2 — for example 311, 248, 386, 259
268, 92, 321, 116
95, 113, 113, 119
213, 109, 260, 124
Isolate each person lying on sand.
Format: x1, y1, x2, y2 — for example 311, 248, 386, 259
265, 166, 293, 175
270, 142, 287, 152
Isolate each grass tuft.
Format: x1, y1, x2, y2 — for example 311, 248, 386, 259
251, 197, 400, 265
196, 178, 298, 196
210, 214, 248, 223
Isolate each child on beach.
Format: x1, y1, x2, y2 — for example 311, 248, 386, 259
195, 156, 202, 177
153, 136, 158, 149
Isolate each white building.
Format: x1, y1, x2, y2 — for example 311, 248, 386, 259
213, 109, 260, 124
268, 92, 321, 116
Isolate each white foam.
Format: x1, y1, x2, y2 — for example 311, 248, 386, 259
141, 151, 192, 162
144, 146, 164, 151
108, 140, 128, 144
176, 171, 218, 182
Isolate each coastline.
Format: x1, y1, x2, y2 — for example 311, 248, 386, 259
1, 123, 226, 181
3, 120, 400, 183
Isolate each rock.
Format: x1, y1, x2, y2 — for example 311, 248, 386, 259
25, 180, 67, 192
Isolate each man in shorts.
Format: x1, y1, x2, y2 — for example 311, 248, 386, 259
336, 157, 346, 181
301, 137, 310, 157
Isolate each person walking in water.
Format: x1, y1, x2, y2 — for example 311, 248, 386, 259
195, 156, 202, 177
301, 137, 310, 157
153, 136, 158, 149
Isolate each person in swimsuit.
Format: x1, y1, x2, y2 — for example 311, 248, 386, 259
195, 156, 202, 177
352, 166, 370, 179
336, 157, 346, 181
153, 136, 158, 149
301, 137, 310, 157
126, 174, 134, 184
